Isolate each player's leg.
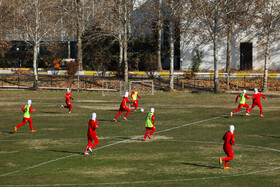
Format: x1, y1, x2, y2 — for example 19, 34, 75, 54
249, 103, 256, 112
123, 106, 131, 119
244, 103, 250, 114
85, 138, 93, 154
68, 103, 72, 113
130, 100, 136, 108
15, 118, 28, 132
134, 100, 139, 111
143, 128, 150, 141
149, 126, 156, 137
27, 117, 36, 132
258, 103, 264, 116
90, 137, 99, 149
114, 108, 123, 120
232, 104, 243, 114
222, 151, 234, 168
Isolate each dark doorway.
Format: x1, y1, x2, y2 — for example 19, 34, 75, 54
240, 42, 253, 70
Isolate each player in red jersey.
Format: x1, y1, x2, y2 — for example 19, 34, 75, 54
248, 88, 265, 117
84, 113, 99, 155
113, 92, 133, 122
130, 86, 141, 111
230, 89, 250, 117
60, 88, 74, 114
14, 100, 36, 133
219, 125, 235, 169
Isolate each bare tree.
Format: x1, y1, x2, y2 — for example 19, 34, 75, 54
254, 0, 280, 92
15, 0, 62, 88
87, 0, 149, 90
189, 0, 226, 93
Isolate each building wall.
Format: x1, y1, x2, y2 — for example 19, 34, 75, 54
180, 31, 280, 71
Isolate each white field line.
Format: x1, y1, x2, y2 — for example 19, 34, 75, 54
0, 110, 248, 179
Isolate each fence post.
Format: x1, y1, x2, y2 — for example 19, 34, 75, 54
237, 79, 238, 89
18, 74, 20, 88
182, 79, 184, 89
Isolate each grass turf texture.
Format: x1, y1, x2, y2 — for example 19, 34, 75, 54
0, 90, 279, 187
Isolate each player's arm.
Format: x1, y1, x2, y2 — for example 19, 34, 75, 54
137, 93, 141, 99
21, 106, 25, 112
94, 121, 98, 129
152, 114, 155, 125
231, 134, 235, 146
29, 106, 35, 113
126, 97, 133, 103
235, 94, 240, 102
261, 93, 265, 99
245, 94, 250, 99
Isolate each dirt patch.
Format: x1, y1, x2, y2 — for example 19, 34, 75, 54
76, 100, 115, 103
5, 162, 18, 167
0, 151, 19, 154
78, 105, 117, 110
73, 167, 136, 176
199, 123, 222, 128
40, 128, 64, 131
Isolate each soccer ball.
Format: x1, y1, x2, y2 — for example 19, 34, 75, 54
140, 108, 144, 112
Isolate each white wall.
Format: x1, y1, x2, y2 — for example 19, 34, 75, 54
180, 31, 280, 71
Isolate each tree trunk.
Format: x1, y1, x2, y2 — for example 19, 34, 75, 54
157, 0, 163, 71
169, 7, 175, 91
67, 35, 71, 59
118, 33, 123, 71
33, 0, 39, 89
33, 40, 39, 88
263, 39, 270, 92
213, 0, 220, 93
76, 0, 83, 71
123, 2, 128, 91
226, 23, 232, 90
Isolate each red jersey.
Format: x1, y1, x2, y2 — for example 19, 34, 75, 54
87, 120, 98, 138
252, 93, 265, 104
120, 97, 132, 108
223, 131, 235, 151
65, 92, 72, 103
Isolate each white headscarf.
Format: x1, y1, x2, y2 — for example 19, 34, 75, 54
243, 89, 246, 94
92, 113, 96, 120
150, 108, 155, 113
254, 88, 259, 94
229, 125, 235, 133
67, 88, 70, 92
124, 92, 129, 97
27, 100, 32, 106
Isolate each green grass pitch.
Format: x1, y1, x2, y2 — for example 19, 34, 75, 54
0, 90, 279, 186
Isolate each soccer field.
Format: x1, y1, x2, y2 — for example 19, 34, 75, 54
0, 90, 279, 187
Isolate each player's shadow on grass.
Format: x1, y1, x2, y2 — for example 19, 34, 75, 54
98, 119, 118, 122
50, 149, 83, 155
0, 131, 15, 134
181, 162, 220, 169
